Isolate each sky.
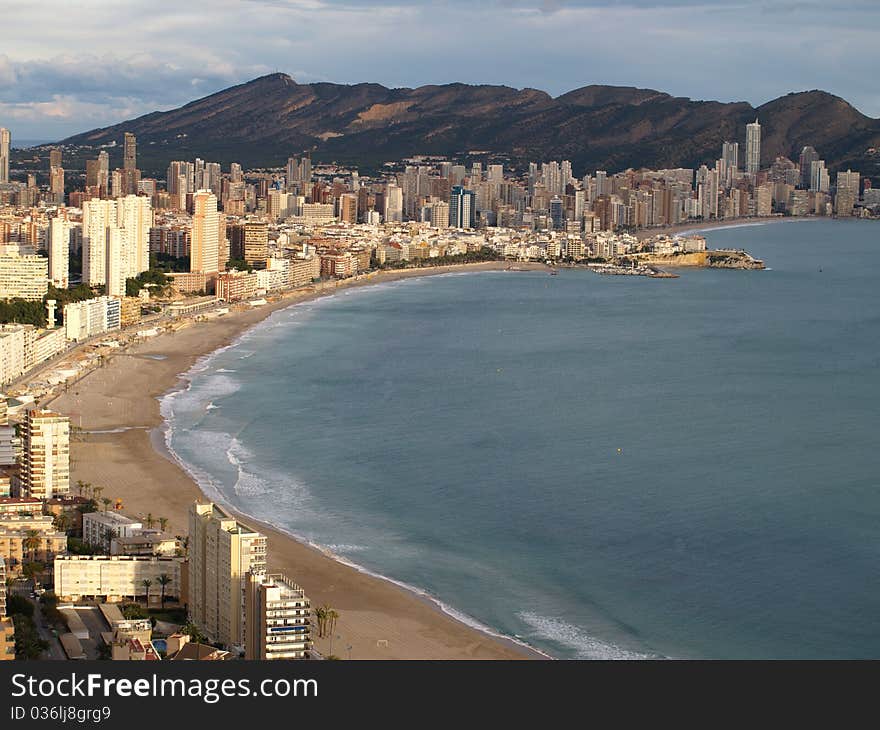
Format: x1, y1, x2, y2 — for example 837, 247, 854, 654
1, 0, 878, 141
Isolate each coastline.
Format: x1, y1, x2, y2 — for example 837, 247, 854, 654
44, 260, 550, 660
633, 214, 812, 240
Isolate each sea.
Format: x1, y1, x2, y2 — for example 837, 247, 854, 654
161, 218, 880, 659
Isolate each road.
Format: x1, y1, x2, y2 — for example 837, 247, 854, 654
8, 582, 65, 660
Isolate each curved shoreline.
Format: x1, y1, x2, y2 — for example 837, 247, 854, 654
46, 261, 551, 660
155, 281, 559, 659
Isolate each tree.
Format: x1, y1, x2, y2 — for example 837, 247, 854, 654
145, 513, 155, 529
314, 606, 326, 638
158, 517, 168, 532
327, 607, 339, 637
103, 528, 115, 552
142, 579, 152, 604
23, 530, 41, 563
22, 561, 44, 583
101, 497, 112, 514
157, 573, 172, 609
92, 485, 103, 501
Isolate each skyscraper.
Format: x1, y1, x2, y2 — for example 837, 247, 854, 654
799, 146, 819, 189
835, 169, 860, 217
22, 409, 70, 500
48, 209, 73, 288
123, 133, 137, 171
189, 502, 267, 648
721, 141, 739, 173
190, 190, 220, 274
745, 119, 762, 175
384, 183, 403, 223
449, 185, 476, 229
0, 128, 9, 184
82, 198, 118, 286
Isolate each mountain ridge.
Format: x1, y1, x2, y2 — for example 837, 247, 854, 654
60, 74, 880, 179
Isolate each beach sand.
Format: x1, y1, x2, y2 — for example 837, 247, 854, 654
44, 261, 549, 660
633, 215, 801, 240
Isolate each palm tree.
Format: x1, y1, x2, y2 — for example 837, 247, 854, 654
92, 485, 103, 501
145, 513, 155, 529
157, 573, 172, 609
142, 579, 152, 605
101, 497, 111, 514
327, 608, 339, 637
103, 528, 115, 553
314, 606, 327, 638
158, 517, 168, 532
23, 529, 41, 563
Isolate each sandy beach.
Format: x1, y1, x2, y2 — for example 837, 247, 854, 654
633, 214, 805, 240
44, 261, 549, 660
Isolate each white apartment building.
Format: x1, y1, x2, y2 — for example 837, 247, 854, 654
64, 296, 121, 342
21, 409, 70, 499
54, 555, 184, 603
48, 213, 75, 288
245, 571, 311, 660
82, 196, 151, 291
82, 511, 144, 551
0, 251, 49, 300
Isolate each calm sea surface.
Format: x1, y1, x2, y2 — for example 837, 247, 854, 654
163, 219, 880, 658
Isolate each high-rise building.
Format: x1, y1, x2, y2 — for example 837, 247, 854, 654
49, 165, 65, 204
22, 409, 70, 499
48, 209, 73, 288
721, 141, 739, 175
242, 221, 268, 267
798, 146, 819, 189
49, 148, 62, 169
338, 193, 358, 224
0, 128, 9, 184
384, 183, 403, 223
190, 190, 220, 274
449, 186, 476, 229
245, 572, 311, 660
835, 169, 860, 217
123, 132, 137, 171
745, 119, 762, 175
82, 198, 117, 286
188, 502, 267, 648
810, 160, 830, 193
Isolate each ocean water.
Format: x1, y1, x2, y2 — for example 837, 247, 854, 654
162, 219, 880, 659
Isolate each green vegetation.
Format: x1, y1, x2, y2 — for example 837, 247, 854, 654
180, 621, 208, 644
151, 252, 190, 273
126, 269, 170, 297
13, 614, 48, 659
149, 606, 187, 625
67, 537, 102, 555
121, 603, 149, 620
225, 258, 253, 272
6, 594, 34, 618
0, 282, 96, 327
314, 604, 339, 638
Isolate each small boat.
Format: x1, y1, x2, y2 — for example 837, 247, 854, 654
549, 270, 558, 276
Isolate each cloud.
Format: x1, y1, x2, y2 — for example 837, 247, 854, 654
0, 0, 877, 139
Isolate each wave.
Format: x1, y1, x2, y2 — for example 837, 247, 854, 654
517, 611, 662, 660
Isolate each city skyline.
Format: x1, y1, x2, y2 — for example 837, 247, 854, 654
1, 0, 879, 139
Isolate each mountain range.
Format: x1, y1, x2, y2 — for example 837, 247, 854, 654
61, 73, 880, 179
